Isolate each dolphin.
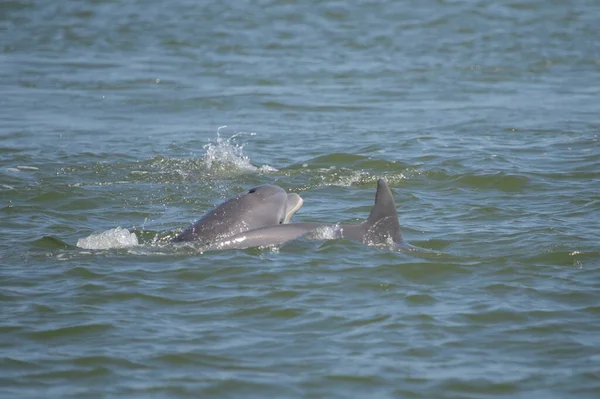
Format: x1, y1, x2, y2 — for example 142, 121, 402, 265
195, 179, 425, 252
172, 184, 303, 243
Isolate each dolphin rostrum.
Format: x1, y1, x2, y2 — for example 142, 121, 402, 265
172, 184, 303, 243
178, 179, 423, 252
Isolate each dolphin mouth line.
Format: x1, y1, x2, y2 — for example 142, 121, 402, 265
284, 194, 303, 223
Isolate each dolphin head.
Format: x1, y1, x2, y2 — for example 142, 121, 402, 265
239, 184, 288, 225
243, 185, 303, 224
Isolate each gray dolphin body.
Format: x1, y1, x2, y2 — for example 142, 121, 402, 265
181, 179, 422, 252
172, 184, 303, 244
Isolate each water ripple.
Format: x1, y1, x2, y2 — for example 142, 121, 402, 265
2, 0, 600, 397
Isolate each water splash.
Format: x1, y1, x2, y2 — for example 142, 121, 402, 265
309, 225, 344, 240
76, 227, 139, 249
200, 126, 277, 176
126, 127, 277, 183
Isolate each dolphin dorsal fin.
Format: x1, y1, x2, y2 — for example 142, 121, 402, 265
362, 179, 403, 244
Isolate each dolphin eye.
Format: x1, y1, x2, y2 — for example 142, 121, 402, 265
248, 188, 256, 194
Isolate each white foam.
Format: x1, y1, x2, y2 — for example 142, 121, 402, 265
76, 227, 139, 250
320, 171, 406, 188
310, 225, 344, 240
201, 128, 277, 175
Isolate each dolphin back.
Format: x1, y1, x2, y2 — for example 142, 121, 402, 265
176, 179, 415, 252
338, 179, 403, 245
206, 179, 405, 250
361, 179, 403, 244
